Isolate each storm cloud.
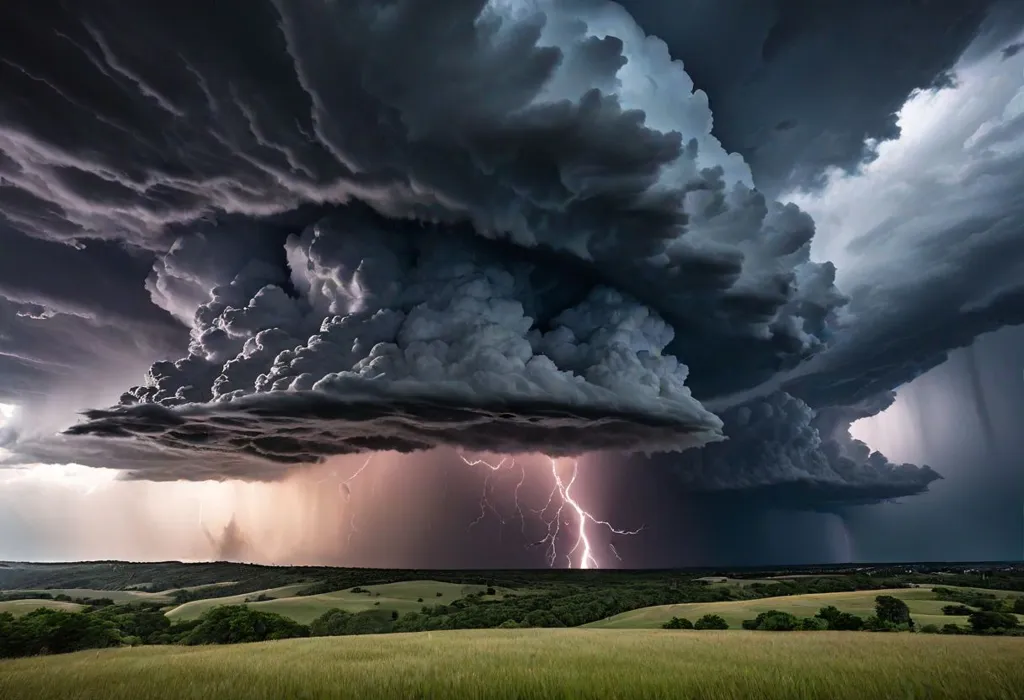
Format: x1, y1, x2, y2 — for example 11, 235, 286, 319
0, 0, 1020, 506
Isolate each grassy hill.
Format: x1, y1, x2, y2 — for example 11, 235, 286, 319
585, 587, 1024, 630
2, 629, 1023, 700
165, 580, 511, 624
4, 588, 174, 603
164, 584, 314, 621
0, 599, 86, 616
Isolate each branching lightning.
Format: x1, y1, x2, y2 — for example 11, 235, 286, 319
460, 454, 643, 568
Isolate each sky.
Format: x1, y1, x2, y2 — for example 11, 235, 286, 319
0, 0, 1022, 568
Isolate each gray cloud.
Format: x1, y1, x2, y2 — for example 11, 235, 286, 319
616, 0, 1022, 194
0, 0, 1019, 507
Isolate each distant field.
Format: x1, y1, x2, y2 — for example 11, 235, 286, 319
0, 599, 86, 616
164, 584, 314, 621
3, 629, 1023, 700
3, 589, 172, 603
205, 580, 509, 624
586, 587, 1024, 630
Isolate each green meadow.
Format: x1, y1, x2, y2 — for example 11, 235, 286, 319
585, 586, 1024, 630
162, 580, 509, 624
2, 629, 1023, 700
0, 599, 86, 616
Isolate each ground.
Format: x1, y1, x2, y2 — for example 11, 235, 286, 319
584, 586, 1024, 629
5, 588, 173, 603
1, 629, 1022, 700
0, 599, 85, 616
163, 580, 511, 623
163, 584, 315, 621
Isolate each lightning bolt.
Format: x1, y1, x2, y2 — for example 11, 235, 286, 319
337, 455, 374, 545
460, 454, 642, 568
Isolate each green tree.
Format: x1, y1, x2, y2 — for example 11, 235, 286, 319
815, 606, 864, 631
183, 606, 309, 645
968, 611, 1019, 633
1012, 598, 1024, 615
874, 595, 914, 629
799, 616, 829, 631
694, 614, 728, 630
942, 604, 973, 616
309, 609, 354, 637
662, 616, 693, 629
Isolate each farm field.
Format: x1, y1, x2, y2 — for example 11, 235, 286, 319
585, 587, 1024, 630
2, 629, 1022, 700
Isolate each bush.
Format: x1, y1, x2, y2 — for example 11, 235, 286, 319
968, 611, 1019, 633
498, 619, 519, 629
919, 624, 940, 634
184, 606, 309, 645
662, 616, 693, 630
875, 596, 914, 630
815, 606, 865, 631
486, 587, 496, 596
942, 604, 973, 616
799, 617, 829, 631
742, 610, 800, 631
941, 624, 966, 635
694, 614, 729, 630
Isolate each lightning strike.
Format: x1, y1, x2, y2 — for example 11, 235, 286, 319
460, 453, 643, 569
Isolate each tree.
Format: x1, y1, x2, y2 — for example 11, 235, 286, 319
874, 596, 914, 629
968, 611, 1019, 633
1012, 598, 1024, 615
183, 606, 309, 645
799, 617, 829, 631
942, 605, 973, 616
815, 606, 865, 631
310, 609, 354, 637
694, 614, 729, 630
662, 616, 693, 629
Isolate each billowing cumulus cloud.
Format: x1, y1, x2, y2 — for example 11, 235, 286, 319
1, 0, 1018, 506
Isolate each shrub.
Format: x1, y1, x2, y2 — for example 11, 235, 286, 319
919, 624, 940, 634
942, 604, 973, 616
968, 611, 1019, 633
694, 614, 728, 630
662, 616, 693, 630
815, 606, 864, 631
799, 617, 829, 631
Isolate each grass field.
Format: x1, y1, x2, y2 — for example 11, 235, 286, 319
585, 587, 1024, 630
4, 588, 172, 603
167, 580, 509, 624
163, 584, 313, 621
2, 629, 1023, 700
0, 599, 86, 616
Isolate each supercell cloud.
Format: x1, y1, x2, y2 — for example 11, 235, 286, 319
5, 0, 1019, 503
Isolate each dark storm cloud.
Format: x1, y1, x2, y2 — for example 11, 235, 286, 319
633, 391, 940, 507
0, 0, 1018, 507
0, 0, 840, 459
616, 0, 1021, 194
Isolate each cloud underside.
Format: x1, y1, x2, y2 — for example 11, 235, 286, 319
60, 389, 721, 474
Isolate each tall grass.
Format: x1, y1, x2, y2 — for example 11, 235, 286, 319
2, 629, 1022, 700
